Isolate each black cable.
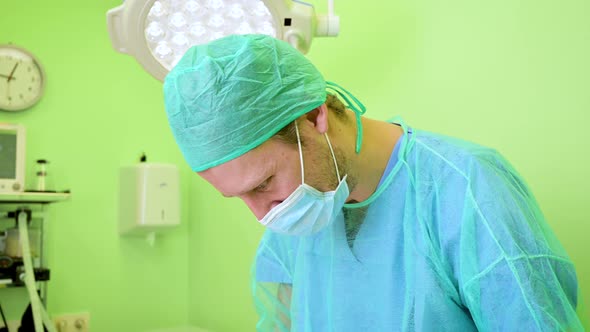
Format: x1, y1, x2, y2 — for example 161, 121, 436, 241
0, 301, 8, 329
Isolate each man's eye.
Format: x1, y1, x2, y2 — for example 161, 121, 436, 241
255, 177, 272, 192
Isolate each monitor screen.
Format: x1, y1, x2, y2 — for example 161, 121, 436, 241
0, 133, 17, 179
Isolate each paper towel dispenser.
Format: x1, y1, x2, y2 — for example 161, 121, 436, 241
118, 163, 180, 235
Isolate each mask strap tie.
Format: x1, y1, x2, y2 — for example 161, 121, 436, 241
324, 133, 341, 182
294, 121, 341, 184
294, 121, 305, 185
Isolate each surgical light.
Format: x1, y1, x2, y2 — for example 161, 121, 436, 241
107, 0, 339, 81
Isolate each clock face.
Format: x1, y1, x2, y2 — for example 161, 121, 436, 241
0, 45, 45, 111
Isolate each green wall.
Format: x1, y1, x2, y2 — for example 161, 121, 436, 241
1, 1, 191, 331
1, 0, 588, 331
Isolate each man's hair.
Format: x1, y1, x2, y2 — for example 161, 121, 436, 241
273, 94, 348, 145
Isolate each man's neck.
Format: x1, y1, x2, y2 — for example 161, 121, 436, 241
348, 117, 403, 203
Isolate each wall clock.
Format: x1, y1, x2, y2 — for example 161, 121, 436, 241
0, 44, 46, 111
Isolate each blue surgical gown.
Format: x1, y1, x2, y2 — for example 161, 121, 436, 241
252, 119, 582, 331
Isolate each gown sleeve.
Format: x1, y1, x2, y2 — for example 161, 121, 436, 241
457, 151, 583, 331
252, 231, 299, 331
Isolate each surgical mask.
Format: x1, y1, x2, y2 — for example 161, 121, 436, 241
259, 121, 349, 236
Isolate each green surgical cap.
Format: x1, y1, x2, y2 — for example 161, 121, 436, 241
163, 34, 327, 172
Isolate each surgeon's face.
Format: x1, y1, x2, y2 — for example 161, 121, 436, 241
199, 129, 342, 221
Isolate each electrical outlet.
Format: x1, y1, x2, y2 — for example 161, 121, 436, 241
52, 312, 90, 332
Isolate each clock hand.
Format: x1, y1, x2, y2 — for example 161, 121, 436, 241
7, 63, 19, 82
0, 74, 10, 79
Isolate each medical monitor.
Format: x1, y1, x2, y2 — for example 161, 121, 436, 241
0, 123, 25, 192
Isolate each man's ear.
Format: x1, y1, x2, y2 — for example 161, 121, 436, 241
304, 104, 329, 134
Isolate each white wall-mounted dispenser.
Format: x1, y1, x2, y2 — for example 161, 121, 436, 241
118, 163, 180, 235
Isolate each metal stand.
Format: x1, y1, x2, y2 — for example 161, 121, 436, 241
0, 192, 70, 308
